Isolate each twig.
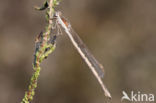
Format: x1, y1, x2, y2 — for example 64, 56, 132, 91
21, 0, 60, 103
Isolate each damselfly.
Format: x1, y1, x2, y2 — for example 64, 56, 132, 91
55, 12, 111, 98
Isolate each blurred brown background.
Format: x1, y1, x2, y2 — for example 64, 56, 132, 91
0, 0, 156, 103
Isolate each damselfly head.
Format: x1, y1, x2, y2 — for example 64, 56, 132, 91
55, 11, 71, 28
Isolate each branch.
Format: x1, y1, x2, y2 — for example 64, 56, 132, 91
21, 0, 60, 103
